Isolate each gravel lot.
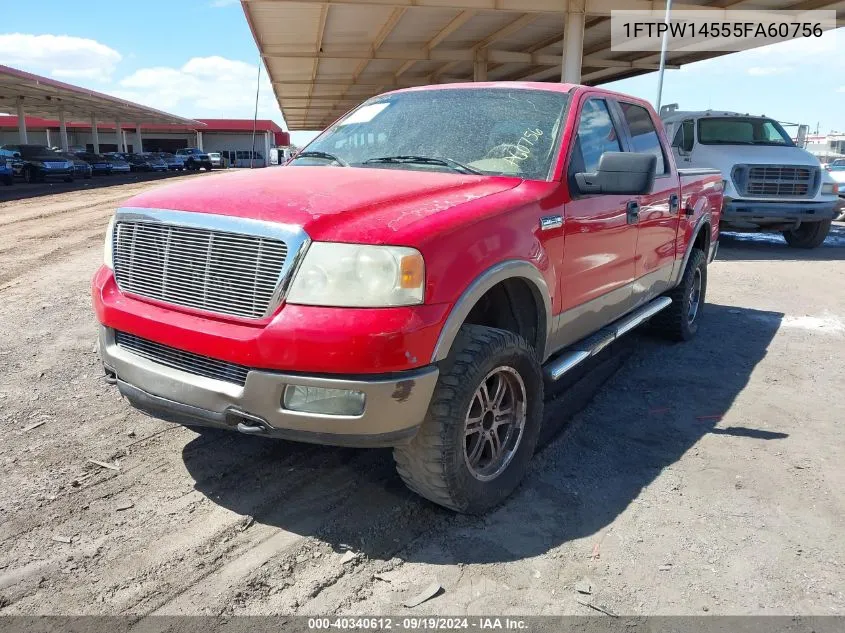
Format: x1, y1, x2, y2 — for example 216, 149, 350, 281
0, 174, 843, 616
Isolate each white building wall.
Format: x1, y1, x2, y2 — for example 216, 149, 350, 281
1, 129, 49, 145
2, 127, 276, 165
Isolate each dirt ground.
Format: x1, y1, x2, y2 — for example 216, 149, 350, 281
0, 175, 843, 617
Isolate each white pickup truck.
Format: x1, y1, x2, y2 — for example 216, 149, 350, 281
661, 107, 839, 248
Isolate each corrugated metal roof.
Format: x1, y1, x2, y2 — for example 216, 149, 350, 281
240, 0, 845, 131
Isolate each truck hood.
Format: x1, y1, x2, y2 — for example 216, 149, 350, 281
125, 166, 523, 243
692, 144, 821, 168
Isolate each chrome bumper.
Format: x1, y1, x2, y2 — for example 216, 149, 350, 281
99, 327, 438, 447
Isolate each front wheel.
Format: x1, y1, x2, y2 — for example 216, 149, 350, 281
23, 166, 36, 184
783, 220, 831, 249
393, 325, 543, 514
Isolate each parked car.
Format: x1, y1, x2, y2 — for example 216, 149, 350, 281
63, 153, 94, 179
207, 152, 227, 168
661, 106, 839, 248
74, 152, 113, 176
156, 152, 185, 171
109, 153, 153, 172
93, 83, 723, 513
175, 147, 213, 171
0, 144, 73, 183
138, 153, 169, 173
0, 148, 22, 185
103, 154, 131, 174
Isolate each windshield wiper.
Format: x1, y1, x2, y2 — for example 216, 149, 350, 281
293, 151, 349, 166
363, 155, 482, 175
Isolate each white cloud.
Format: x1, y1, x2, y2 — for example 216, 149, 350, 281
116, 56, 281, 122
838, 86, 845, 93
0, 33, 122, 82
747, 66, 792, 76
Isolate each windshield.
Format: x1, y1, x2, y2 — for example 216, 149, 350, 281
697, 117, 793, 146
291, 88, 570, 180
14, 145, 52, 158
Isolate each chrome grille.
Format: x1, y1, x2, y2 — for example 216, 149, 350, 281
115, 330, 250, 386
113, 220, 288, 319
735, 164, 818, 198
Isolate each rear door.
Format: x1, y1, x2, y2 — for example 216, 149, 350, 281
615, 100, 681, 299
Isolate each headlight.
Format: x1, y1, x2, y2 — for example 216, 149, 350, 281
821, 182, 839, 195
104, 216, 115, 269
287, 242, 425, 307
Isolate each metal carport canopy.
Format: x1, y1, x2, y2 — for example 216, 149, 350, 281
242, 0, 845, 131
0, 65, 199, 125
0, 64, 201, 150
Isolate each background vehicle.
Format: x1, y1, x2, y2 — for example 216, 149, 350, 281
0, 148, 23, 185
109, 153, 152, 172
661, 106, 839, 248
103, 154, 131, 174
60, 152, 93, 179
93, 83, 722, 514
175, 147, 212, 171
208, 152, 226, 168
827, 159, 845, 219
0, 144, 73, 183
138, 152, 169, 173
231, 150, 265, 168
73, 152, 113, 176
156, 152, 184, 171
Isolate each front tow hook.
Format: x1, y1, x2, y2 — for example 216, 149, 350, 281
237, 421, 267, 435
230, 410, 271, 435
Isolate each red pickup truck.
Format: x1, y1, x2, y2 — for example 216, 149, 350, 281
92, 83, 722, 513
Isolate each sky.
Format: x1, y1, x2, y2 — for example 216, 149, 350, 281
1, 1, 843, 147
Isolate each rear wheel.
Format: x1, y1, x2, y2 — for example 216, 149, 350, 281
782, 220, 831, 249
652, 248, 707, 342
393, 325, 543, 514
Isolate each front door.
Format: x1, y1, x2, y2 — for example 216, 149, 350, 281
555, 96, 639, 348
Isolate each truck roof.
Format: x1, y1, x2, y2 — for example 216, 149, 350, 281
660, 108, 772, 123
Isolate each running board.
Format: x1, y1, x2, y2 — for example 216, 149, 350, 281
544, 296, 672, 381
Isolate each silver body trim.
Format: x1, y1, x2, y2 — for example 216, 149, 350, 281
544, 296, 672, 381
100, 327, 438, 444
539, 215, 563, 231
115, 207, 311, 319
430, 260, 553, 363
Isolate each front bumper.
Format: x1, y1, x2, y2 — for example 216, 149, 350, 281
99, 327, 438, 447
40, 168, 73, 180
723, 199, 838, 226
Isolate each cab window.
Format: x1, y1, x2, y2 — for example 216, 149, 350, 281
620, 102, 667, 174
571, 99, 621, 174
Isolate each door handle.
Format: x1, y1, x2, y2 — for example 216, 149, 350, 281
669, 193, 679, 212
626, 200, 640, 225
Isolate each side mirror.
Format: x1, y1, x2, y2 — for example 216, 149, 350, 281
574, 152, 657, 195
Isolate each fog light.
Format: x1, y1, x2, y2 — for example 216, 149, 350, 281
283, 385, 365, 416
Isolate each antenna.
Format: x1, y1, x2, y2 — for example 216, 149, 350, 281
250, 56, 261, 169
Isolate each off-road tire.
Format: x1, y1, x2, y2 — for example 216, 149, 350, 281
782, 220, 831, 249
393, 324, 543, 514
652, 248, 706, 342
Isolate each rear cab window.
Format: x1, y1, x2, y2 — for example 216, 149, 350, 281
619, 102, 669, 175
